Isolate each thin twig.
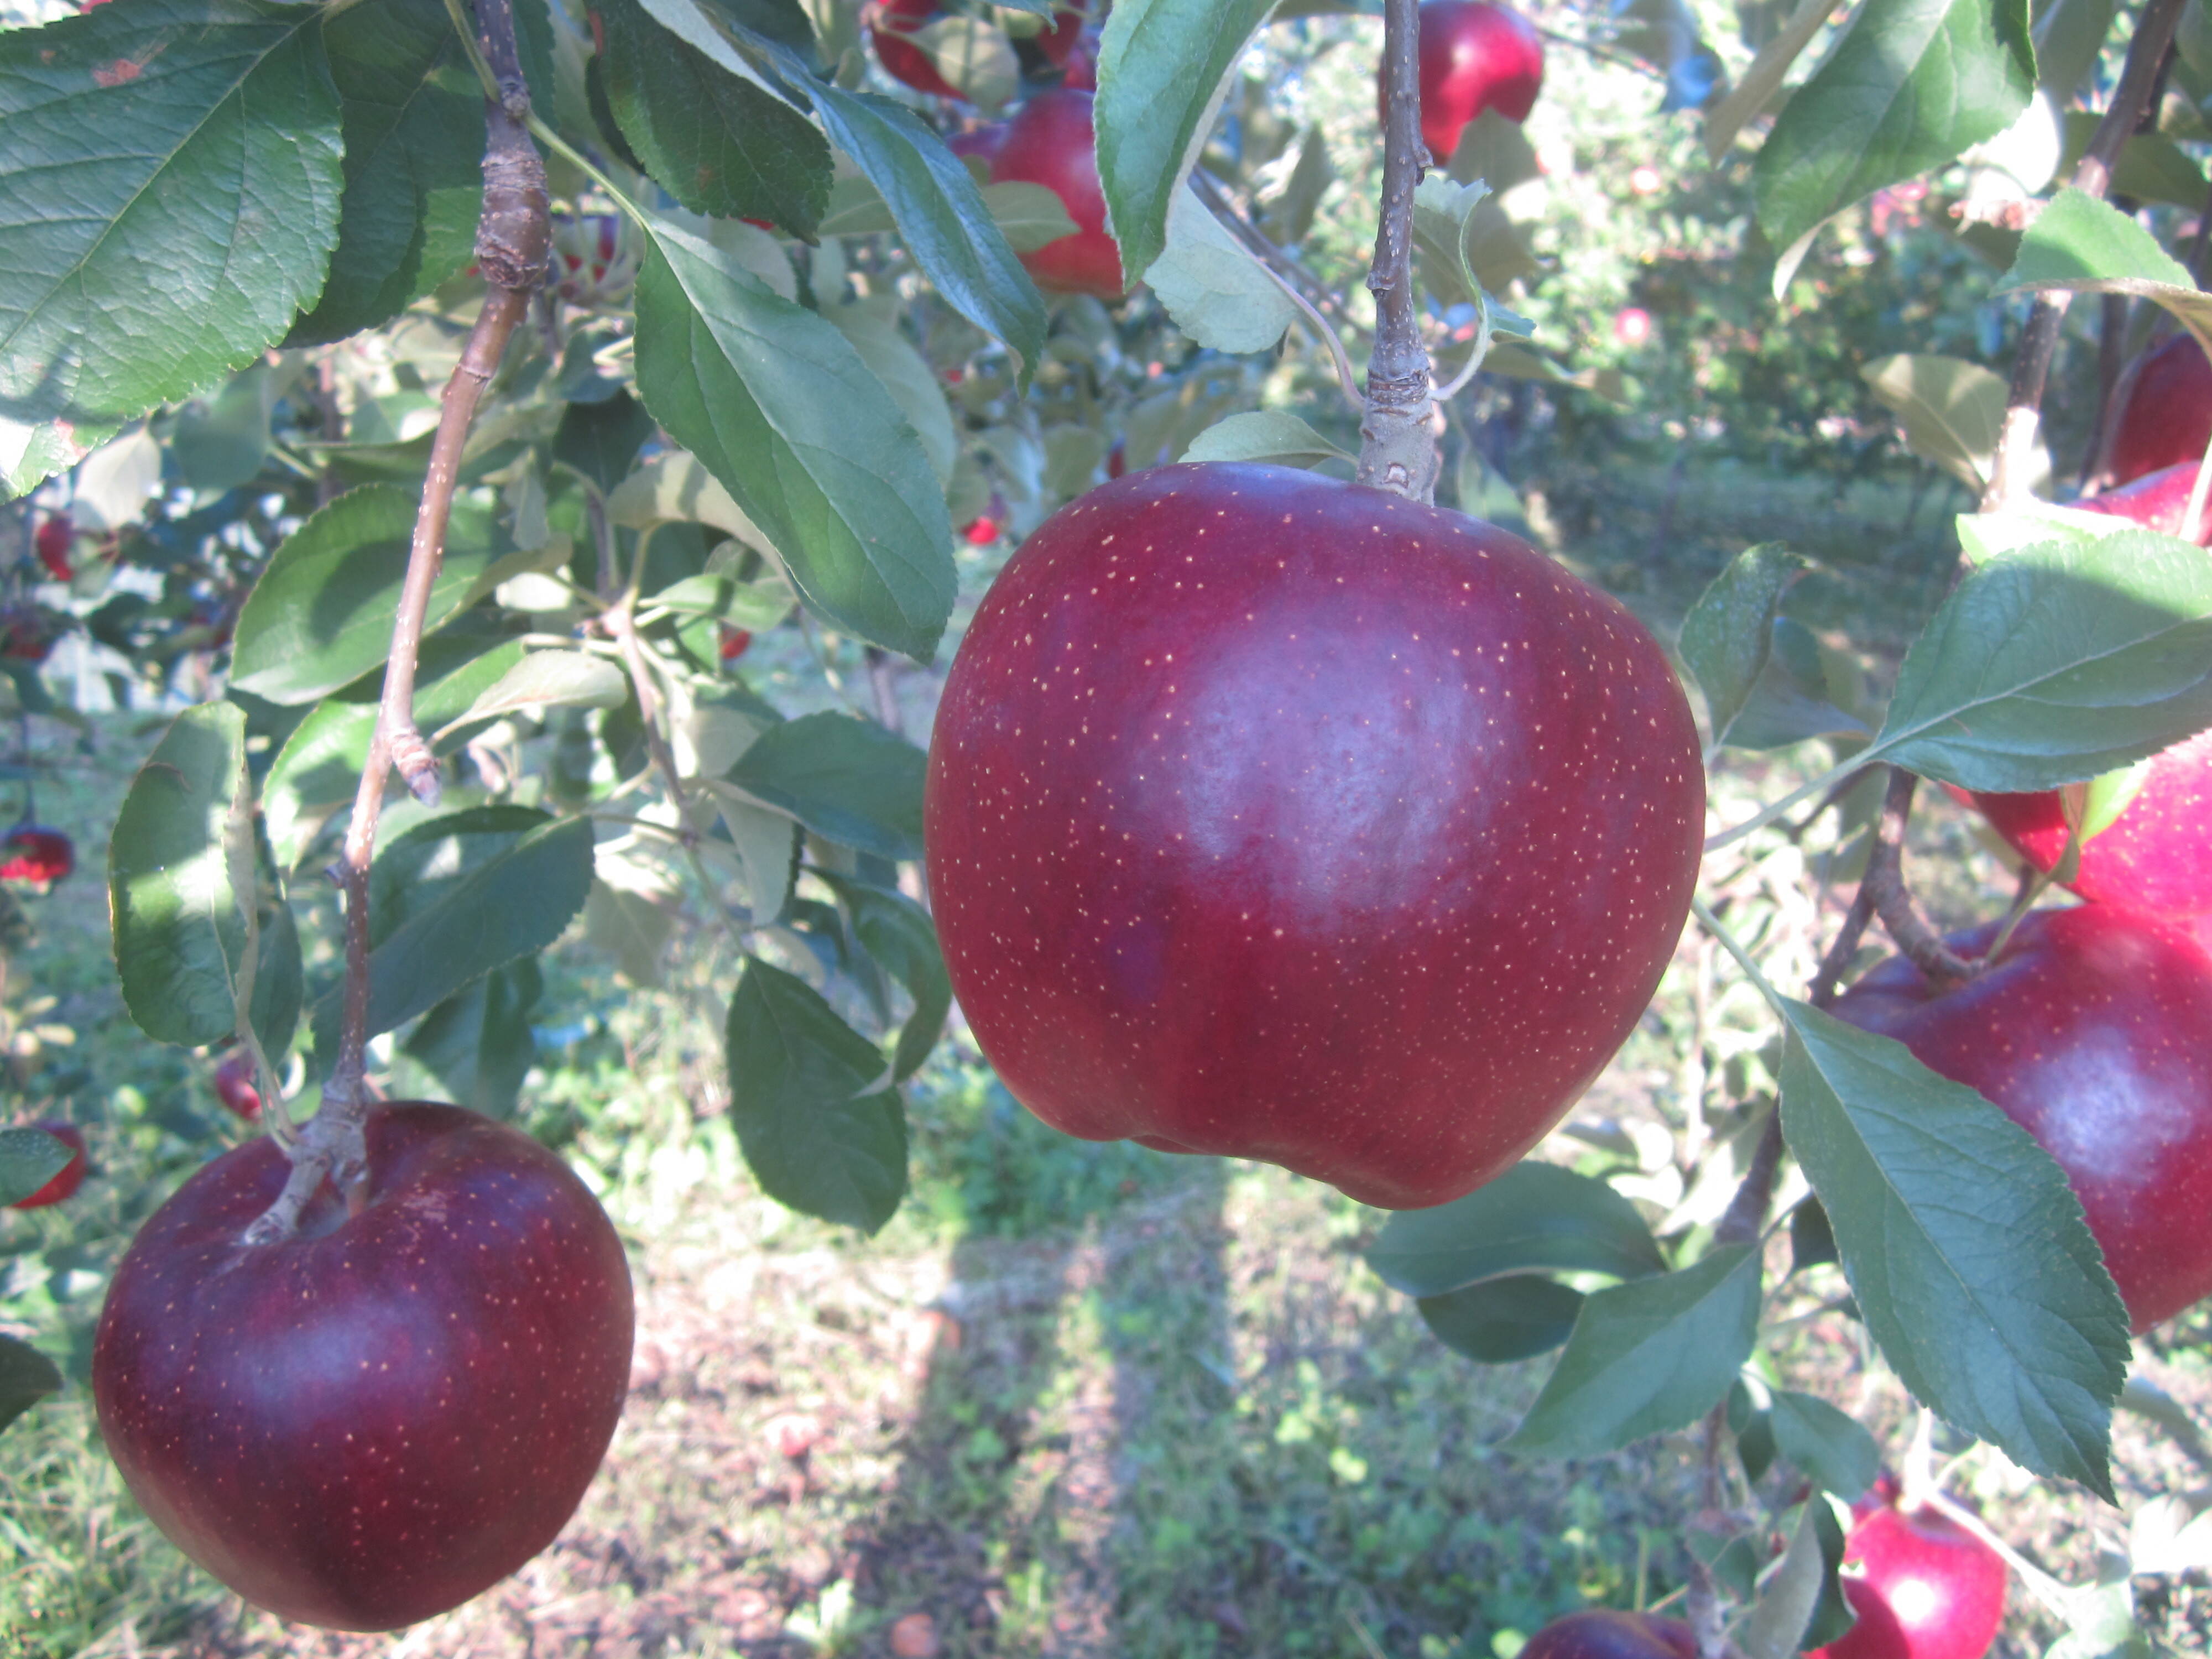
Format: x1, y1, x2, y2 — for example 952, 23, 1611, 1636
1357, 0, 1439, 500
1864, 769, 1976, 984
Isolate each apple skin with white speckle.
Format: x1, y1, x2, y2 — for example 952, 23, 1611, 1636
92, 1103, 634, 1631
923, 464, 1704, 1209
1832, 905, 2212, 1333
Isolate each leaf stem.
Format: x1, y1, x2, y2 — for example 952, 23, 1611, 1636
1703, 754, 1863, 854
244, 0, 549, 1245
1356, 0, 1439, 501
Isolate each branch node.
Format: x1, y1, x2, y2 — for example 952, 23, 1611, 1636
389, 725, 443, 806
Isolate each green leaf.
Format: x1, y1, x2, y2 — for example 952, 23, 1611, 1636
400, 957, 542, 1118
900, 14, 1021, 108
1705, 0, 1848, 163
1868, 531, 2212, 791
632, 211, 955, 661
286, 0, 481, 346
2057, 115, 2208, 212
1768, 1389, 1879, 1498
1411, 176, 1537, 307
1368, 1161, 1665, 1298
1144, 186, 1296, 354
826, 300, 957, 484
724, 709, 926, 860
724, 957, 907, 1232
1752, 0, 2034, 253
1679, 543, 1809, 752
2036, 0, 2119, 104
2045, 1582, 2154, 1659
0, 0, 345, 481
1778, 1001, 2128, 1498
171, 363, 278, 493
1094, 0, 1275, 283
553, 388, 656, 496
644, 571, 794, 631
583, 879, 674, 986
1861, 354, 2045, 494
432, 649, 627, 738
231, 486, 518, 704
818, 874, 948, 1080
1417, 1276, 1585, 1364
0, 1127, 72, 1208
1504, 1245, 1764, 1458
1995, 188, 2212, 356
367, 805, 558, 945
0, 1334, 61, 1434
1261, 124, 1334, 247
108, 704, 256, 1047
596, 0, 831, 236
1730, 1498, 1848, 1659
805, 81, 1047, 386
1181, 410, 1353, 470
312, 812, 594, 1053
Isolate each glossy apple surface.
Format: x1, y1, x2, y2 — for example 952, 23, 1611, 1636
1384, 0, 1545, 164
2109, 334, 2212, 486
870, 0, 964, 100
1832, 905, 2212, 1331
212, 1050, 262, 1120
93, 1103, 634, 1630
1811, 1496, 2006, 1659
2073, 458, 2212, 543
11, 1123, 85, 1209
0, 827, 72, 884
974, 90, 1123, 298
925, 464, 1704, 1209
1520, 1609, 1697, 1659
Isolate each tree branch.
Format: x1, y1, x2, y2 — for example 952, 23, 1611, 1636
1865, 768, 1976, 984
1357, 0, 1439, 501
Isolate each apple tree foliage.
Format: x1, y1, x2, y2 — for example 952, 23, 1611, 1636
1, 0, 2210, 1646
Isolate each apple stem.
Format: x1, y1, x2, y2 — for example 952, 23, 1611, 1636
246, 0, 549, 1244
1863, 769, 1978, 985
1358, 0, 1441, 502
1980, 0, 2186, 514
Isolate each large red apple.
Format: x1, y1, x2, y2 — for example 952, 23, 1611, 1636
11, 1122, 85, 1209
1832, 905, 2212, 1332
967, 89, 1123, 299
1811, 1490, 2006, 1659
1520, 1609, 1696, 1659
1381, 0, 1546, 164
93, 1103, 634, 1630
2108, 333, 2212, 487
924, 465, 1704, 1209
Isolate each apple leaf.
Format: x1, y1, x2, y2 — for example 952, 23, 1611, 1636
1094, 0, 1275, 283
1181, 411, 1354, 471
432, 650, 627, 739
367, 806, 565, 945
1704, 0, 1846, 163
1994, 189, 2212, 360
1679, 543, 1809, 753
0, 0, 345, 491
724, 711, 927, 861
1729, 1498, 1849, 1659
400, 957, 544, 1119
109, 703, 259, 1048
818, 875, 949, 1082
553, 388, 657, 496
311, 812, 594, 1056
231, 486, 520, 705
1368, 1160, 1665, 1298
2036, 0, 2118, 105
2044, 1582, 2154, 1659
0, 1334, 61, 1433
1777, 1001, 2128, 1498
1505, 1245, 1763, 1458
596, 0, 831, 236
286, 0, 482, 346
643, 572, 795, 632
1867, 530, 2212, 792
0, 1126, 72, 1208
803, 81, 1047, 387
1417, 1276, 1586, 1364
1753, 0, 2033, 254
1144, 186, 1296, 356
1768, 1389, 1879, 1498
632, 212, 955, 662
583, 880, 675, 987
1861, 354, 2045, 494
724, 957, 907, 1232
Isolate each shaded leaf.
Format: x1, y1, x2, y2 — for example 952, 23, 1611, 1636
1369, 1160, 1665, 1298
434, 649, 627, 737
0, 1127, 72, 1208
818, 873, 948, 1080
724, 711, 926, 860
1769, 1389, 1879, 1498
1181, 410, 1352, 469
1679, 543, 1809, 752
1144, 186, 1296, 355
400, 957, 542, 1118
0, 1334, 61, 1433
1417, 1275, 1585, 1364
1861, 353, 2046, 494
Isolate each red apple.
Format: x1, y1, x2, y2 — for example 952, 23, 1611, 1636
1057, 26, 1099, 90
33, 514, 72, 582
1519, 1609, 1697, 1659
962, 514, 1000, 545
1382, 0, 1546, 165
719, 625, 753, 662
0, 827, 72, 884
2108, 333, 2212, 487
93, 1103, 634, 1630
2073, 458, 2212, 543
1811, 1492, 2006, 1659
1034, 0, 1086, 66
1832, 905, 2212, 1332
212, 1050, 262, 1120
11, 1123, 86, 1209
966, 90, 1123, 299
924, 464, 1704, 1209
870, 0, 964, 100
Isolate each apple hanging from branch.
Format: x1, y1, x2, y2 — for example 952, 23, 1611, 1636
956, 89, 1124, 298
1809, 1483, 2006, 1659
2105, 333, 2212, 487
1380, 0, 1545, 164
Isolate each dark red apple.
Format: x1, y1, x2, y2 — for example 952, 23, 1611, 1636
870, 0, 964, 100
33, 514, 72, 582
2073, 458, 2212, 544
0, 827, 72, 884
2109, 335, 2212, 487
1832, 905, 2212, 1332
924, 464, 1704, 1209
93, 1103, 634, 1630
1057, 25, 1098, 89
1810, 1493, 2006, 1659
1383, 0, 1546, 165
1520, 1609, 1697, 1659
11, 1123, 86, 1209
972, 90, 1124, 299
212, 1049, 262, 1120
719, 624, 753, 662
1034, 0, 1086, 66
